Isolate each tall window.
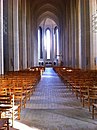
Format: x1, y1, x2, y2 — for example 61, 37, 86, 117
46, 28, 50, 59
54, 26, 59, 58
38, 29, 40, 59
38, 27, 43, 59
56, 28, 59, 56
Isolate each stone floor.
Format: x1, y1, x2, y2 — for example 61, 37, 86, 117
13, 68, 97, 130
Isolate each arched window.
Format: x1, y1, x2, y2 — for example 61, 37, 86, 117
54, 26, 59, 58
45, 28, 51, 59
38, 26, 43, 59
56, 28, 59, 56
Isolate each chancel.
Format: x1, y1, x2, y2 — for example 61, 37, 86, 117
0, 0, 97, 130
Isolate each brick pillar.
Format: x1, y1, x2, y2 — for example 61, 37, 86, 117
22, 0, 27, 69
13, 0, 19, 71
0, 0, 4, 74
8, 0, 14, 71
89, 0, 97, 69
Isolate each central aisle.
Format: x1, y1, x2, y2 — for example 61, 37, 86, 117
15, 68, 97, 130
27, 67, 71, 109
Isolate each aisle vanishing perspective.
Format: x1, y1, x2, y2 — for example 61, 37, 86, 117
14, 68, 97, 130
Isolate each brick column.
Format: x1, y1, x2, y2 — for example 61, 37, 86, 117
22, 0, 27, 69
18, 0, 23, 70
26, 0, 32, 67
8, 0, 14, 71
13, 0, 19, 71
0, 0, 4, 74
89, 0, 97, 69
79, 0, 90, 69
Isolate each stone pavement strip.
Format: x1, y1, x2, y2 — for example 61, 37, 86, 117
14, 68, 97, 130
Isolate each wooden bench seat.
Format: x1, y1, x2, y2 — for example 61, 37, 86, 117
0, 118, 9, 130
0, 94, 20, 127
82, 81, 97, 112
92, 103, 97, 119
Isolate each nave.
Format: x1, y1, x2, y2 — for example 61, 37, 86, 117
13, 68, 97, 130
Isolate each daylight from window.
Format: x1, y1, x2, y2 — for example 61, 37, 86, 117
46, 29, 50, 59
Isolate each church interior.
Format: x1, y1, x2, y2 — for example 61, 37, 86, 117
0, 0, 97, 129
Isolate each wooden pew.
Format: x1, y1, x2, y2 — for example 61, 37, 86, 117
82, 80, 97, 112
0, 94, 20, 127
0, 118, 9, 130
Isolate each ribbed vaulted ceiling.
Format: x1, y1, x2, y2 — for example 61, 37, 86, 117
30, 0, 67, 26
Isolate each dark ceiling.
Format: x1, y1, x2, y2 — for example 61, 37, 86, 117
30, 0, 69, 26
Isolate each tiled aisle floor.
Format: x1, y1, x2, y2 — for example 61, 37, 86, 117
14, 68, 97, 130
